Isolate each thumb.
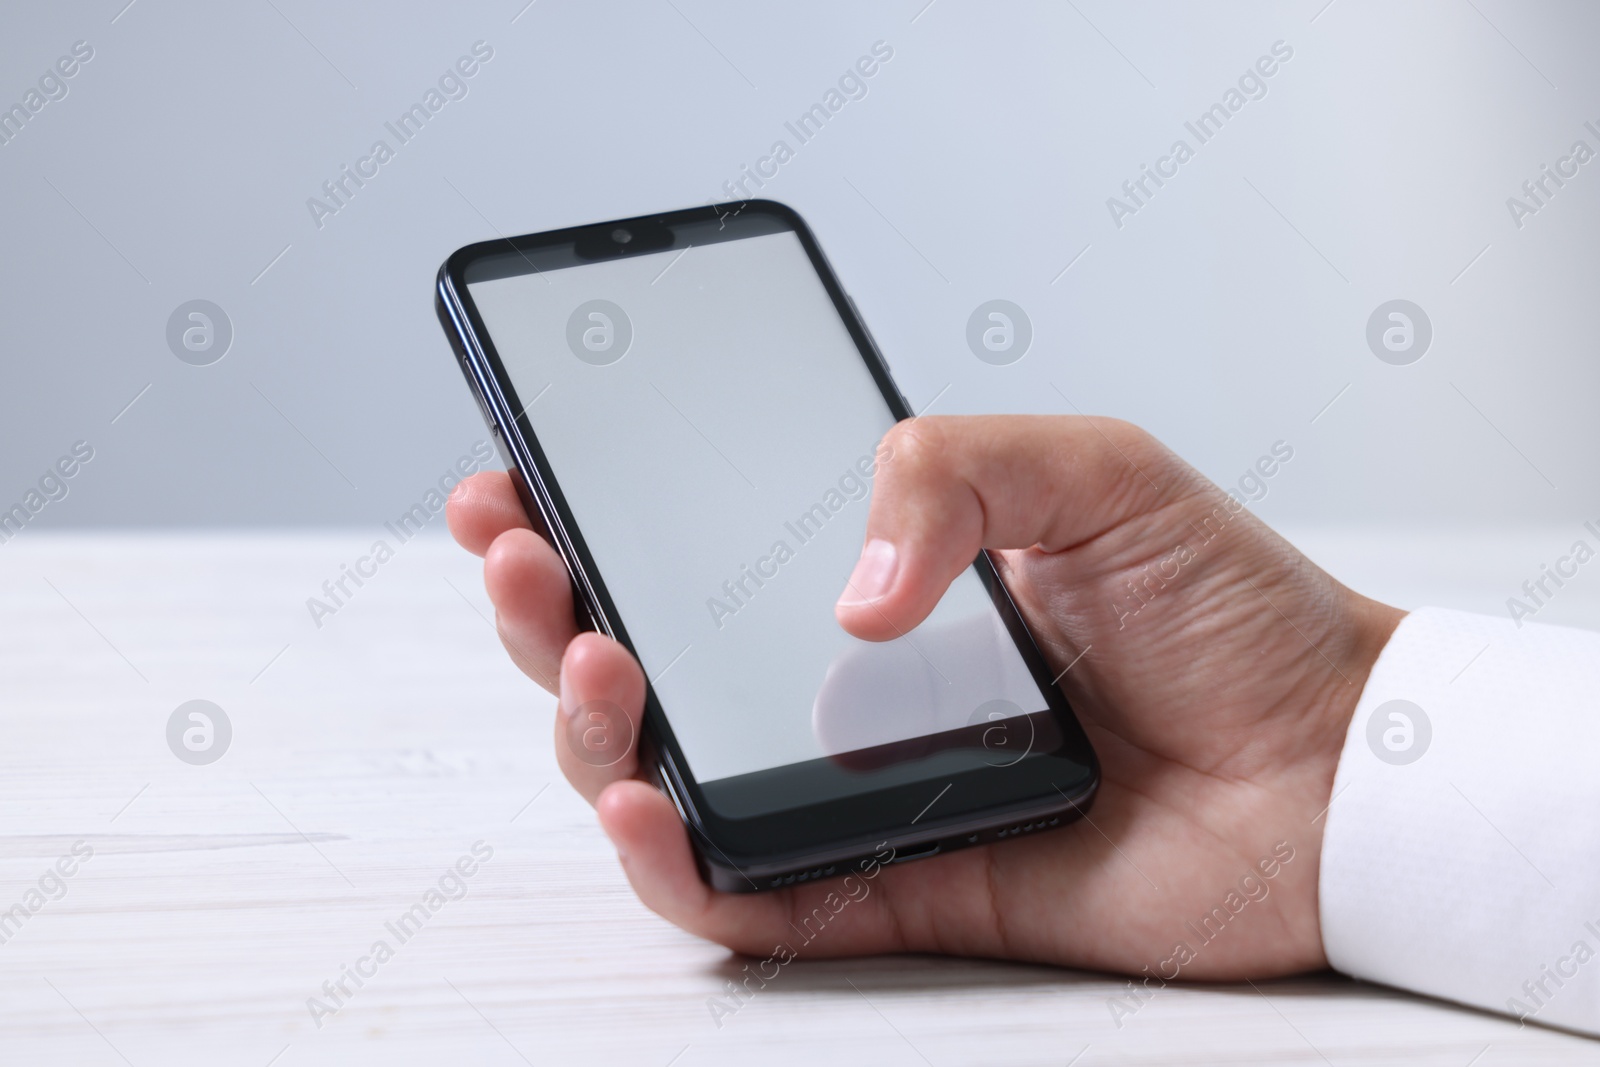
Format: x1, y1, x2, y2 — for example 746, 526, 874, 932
834, 415, 1195, 640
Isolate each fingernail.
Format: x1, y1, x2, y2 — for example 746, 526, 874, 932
557, 664, 574, 721
838, 539, 898, 608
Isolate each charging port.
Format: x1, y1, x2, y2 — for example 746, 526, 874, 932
890, 842, 942, 863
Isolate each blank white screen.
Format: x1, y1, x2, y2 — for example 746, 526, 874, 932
469, 230, 1043, 783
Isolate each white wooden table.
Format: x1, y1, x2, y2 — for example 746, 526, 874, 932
3, 529, 1597, 1065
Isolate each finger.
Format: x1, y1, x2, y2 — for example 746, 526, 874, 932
596, 779, 906, 958
596, 781, 792, 953
483, 527, 576, 693
554, 633, 647, 805
598, 783, 928, 959
447, 471, 532, 558
835, 415, 1197, 640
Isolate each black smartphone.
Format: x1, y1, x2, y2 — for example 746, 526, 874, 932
435, 200, 1098, 892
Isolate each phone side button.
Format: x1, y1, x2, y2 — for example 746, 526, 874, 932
472, 384, 496, 429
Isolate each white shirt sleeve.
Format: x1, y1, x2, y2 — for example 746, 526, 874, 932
1320, 606, 1600, 1034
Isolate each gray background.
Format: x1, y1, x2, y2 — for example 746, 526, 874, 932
2, 0, 1595, 529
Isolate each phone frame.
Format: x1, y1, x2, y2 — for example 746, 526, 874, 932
436, 200, 1098, 892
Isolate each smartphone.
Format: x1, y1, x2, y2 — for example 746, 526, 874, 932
435, 200, 1098, 892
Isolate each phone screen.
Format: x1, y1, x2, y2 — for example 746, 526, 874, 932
464, 215, 1055, 815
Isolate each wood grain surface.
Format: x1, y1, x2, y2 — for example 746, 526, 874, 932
1, 530, 1595, 1065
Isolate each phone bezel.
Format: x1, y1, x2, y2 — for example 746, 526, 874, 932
436, 200, 1098, 889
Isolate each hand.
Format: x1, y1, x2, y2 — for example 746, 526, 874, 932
446, 416, 1403, 980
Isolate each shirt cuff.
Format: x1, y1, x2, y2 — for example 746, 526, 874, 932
1320, 606, 1600, 1033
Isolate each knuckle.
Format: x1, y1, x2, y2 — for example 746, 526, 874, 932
1089, 419, 1200, 510
1091, 416, 1149, 453
1089, 417, 1176, 476
878, 417, 950, 479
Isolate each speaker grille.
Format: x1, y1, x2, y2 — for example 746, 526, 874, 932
769, 863, 837, 889
761, 814, 1065, 889
993, 816, 1060, 839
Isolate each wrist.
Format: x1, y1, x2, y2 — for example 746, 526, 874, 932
1298, 588, 1406, 966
